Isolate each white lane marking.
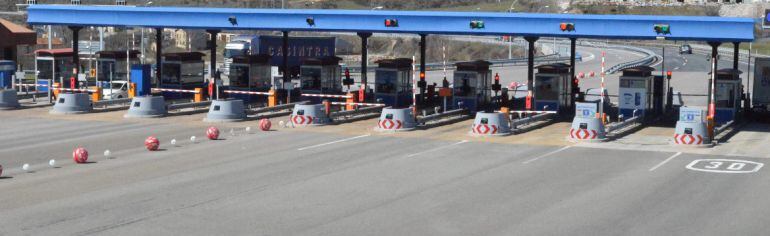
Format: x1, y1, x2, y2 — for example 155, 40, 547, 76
674, 67, 680, 70
297, 134, 371, 151
649, 152, 682, 171
522, 146, 571, 164
406, 140, 468, 158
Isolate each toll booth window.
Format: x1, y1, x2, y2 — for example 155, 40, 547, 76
180, 62, 204, 84
97, 61, 115, 82
301, 67, 323, 90
535, 75, 559, 100
161, 63, 181, 84
454, 72, 478, 97
224, 49, 245, 58
399, 70, 411, 93
229, 64, 250, 87
251, 65, 271, 88
376, 70, 397, 94
715, 83, 735, 108
620, 79, 647, 88
54, 58, 73, 82
322, 66, 341, 92
36, 60, 53, 81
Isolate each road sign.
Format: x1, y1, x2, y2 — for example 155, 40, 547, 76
679, 107, 703, 123
575, 102, 597, 118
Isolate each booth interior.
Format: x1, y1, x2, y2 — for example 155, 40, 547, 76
224, 54, 271, 103
299, 56, 343, 102
374, 58, 413, 108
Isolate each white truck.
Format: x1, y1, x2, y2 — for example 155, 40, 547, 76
223, 35, 259, 76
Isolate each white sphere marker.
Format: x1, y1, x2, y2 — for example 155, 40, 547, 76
104, 150, 111, 159
279, 120, 285, 128
171, 139, 177, 146
49, 159, 56, 167
245, 126, 252, 133
22, 163, 30, 172
190, 136, 197, 143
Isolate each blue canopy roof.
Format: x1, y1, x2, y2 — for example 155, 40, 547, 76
27, 5, 754, 42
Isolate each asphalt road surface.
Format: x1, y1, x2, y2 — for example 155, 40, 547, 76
0, 113, 769, 235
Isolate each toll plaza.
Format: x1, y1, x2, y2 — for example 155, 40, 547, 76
21, 4, 756, 146
453, 60, 492, 113
224, 54, 272, 102
709, 68, 743, 124
375, 58, 413, 108
533, 63, 572, 113
618, 66, 664, 119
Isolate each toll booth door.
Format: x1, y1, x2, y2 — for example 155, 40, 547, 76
652, 75, 664, 115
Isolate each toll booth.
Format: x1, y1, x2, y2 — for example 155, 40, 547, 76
226, 54, 271, 102
0, 60, 14, 89
375, 58, 413, 108
160, 52, 206, 98
95, 50, 140, 83
534, 63, 572, 112
708, 68, 743, 124
300, 56, 342, 103
453, 60, 492, 113
618, 66, 664, 118
35, 48, 75, 88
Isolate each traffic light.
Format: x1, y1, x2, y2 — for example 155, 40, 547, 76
666, 71, 672, 80
560, 23, 575, 32
384, 19, 398, 27
654, 24, 670, 35
470, 20, 485, 29
492, 73, 501, 92
343, 68, 354, 86
306, 17, 315, 27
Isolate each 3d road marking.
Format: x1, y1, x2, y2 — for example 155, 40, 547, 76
686, 159, 764, 174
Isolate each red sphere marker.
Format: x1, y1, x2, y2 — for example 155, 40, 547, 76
73, 147, 89, 163
259, 118, 272, 131
206, 126, 220, 140
145, 136, 160, 151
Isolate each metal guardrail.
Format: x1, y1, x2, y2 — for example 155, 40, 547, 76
93, 97, 132, 108
250, 101, 307, 114
511, 112, 556, 130
330, 105, 384, 119
417, 108, 467, 124
714, 120, 735, 137
167, 101, 212, 110
606, 114, 641, 134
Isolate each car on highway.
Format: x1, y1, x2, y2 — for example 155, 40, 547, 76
102, 81, 129, 100
679, 44, 692, 54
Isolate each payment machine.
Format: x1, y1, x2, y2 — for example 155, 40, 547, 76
226, 54, 271, 102
708, 68, 743, 124
300, 56, 342, 96
618, 66, 664, 118
160, 52, 206, 98
453, 60, 492, 113
0, 60, 15, 89
375, 58, 413, 108
534, 63, 572, 112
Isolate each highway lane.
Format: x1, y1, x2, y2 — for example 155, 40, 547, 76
0, 115, 769, 235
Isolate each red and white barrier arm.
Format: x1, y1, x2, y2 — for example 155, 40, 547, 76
55, 88, 97, 93
223, 90, 271, 96
15, 83, 50, 88
151, 88, 200, 94
301, 94, 351, 99
331, 102, 385, 107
